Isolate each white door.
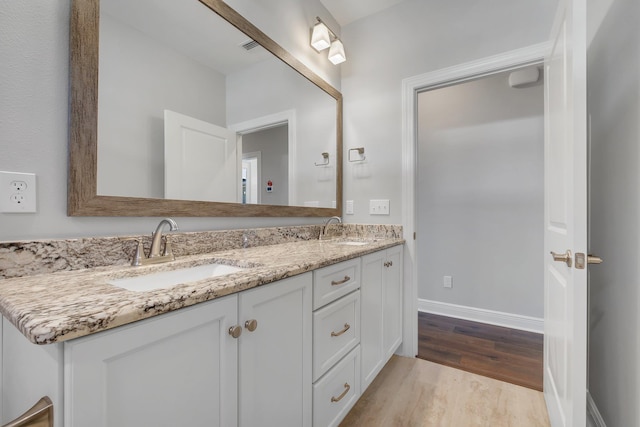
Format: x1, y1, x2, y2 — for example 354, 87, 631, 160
543, 0, 588, 425
164, 110, 239, 203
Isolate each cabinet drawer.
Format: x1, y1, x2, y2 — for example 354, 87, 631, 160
313, 345, 361, 427
313, 258, 360, 309
313, 290, 360, 381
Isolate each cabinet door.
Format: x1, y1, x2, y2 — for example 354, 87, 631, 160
238, 273, 312, 427
360, 250, 385, 391
64, 295, 238, 427
383, 245, 403, 359
360, 245, 404, 391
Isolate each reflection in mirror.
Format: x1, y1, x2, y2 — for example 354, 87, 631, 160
95, 0, 337, 208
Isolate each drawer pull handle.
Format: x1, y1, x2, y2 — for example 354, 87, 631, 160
384, 261, 393, 267
331, 383, 351, 403
331, 323, 351, 337
331, 276, 351, 286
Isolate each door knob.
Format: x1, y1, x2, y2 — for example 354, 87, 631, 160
550, 250, 572, 267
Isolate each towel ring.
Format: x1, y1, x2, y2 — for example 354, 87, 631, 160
348, 147, 366, 162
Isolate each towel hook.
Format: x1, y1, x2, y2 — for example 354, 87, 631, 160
348, 147, 366, 162
315, 152, 330, 166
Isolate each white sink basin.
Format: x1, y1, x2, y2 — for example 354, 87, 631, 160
108, 263, 245, 292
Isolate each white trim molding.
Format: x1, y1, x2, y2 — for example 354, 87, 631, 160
418, 299, 544, 334
401, 41, 552, 357
587, 392, 607, 427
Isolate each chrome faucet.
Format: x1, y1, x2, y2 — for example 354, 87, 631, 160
149, 218, 179, 258
128, 218, 179, 266
319, 216, 342, 240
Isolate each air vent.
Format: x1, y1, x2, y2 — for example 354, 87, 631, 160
241, 39, 260, 51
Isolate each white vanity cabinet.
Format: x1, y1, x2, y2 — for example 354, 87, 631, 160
360, 245, 403, 391
66, 273, 312, 427
2, 244, 404, 427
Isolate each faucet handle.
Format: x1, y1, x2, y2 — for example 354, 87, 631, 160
162, 236, 176, 260
125, 240, 146, 266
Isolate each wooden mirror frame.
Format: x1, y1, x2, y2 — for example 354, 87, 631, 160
68, 0, 342, 217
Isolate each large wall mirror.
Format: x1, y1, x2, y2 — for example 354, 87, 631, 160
69, 0, 342, 217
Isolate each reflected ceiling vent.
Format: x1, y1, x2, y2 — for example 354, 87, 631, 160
240, 39, 260, 51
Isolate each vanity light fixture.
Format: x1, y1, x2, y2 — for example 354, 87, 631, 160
310, 17, 346, 65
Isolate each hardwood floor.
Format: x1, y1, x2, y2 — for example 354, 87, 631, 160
340, 355, 549, 427
417, 312, 543, 391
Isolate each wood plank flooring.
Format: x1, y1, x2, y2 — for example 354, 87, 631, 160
340, 355, 550, 427
417, 312, 543, 391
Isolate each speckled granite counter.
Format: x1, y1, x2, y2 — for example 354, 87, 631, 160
0, 235, 403, 345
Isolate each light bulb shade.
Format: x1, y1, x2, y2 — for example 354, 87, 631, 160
311, 23, 331, 51
328, 39, 346, 64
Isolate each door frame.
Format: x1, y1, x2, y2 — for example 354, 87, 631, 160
230, 110, 296, 205
399, 42, 551, 357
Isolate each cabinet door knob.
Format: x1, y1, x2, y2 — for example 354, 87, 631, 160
331, 276, 351, 286
330, 323, 351, 337
330, 383, 351, 403
228, 325, 242, 339
244, 319, 258, 332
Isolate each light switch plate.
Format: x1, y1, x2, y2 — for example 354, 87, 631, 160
0, 171, 37, 213
346, 200, 354, 215
443, 276, 453, 288
369, 199, 390, 215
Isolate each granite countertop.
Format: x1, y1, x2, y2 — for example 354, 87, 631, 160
0, 237, 403, 345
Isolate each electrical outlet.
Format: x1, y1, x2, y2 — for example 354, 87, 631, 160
0, 171, 37, 213
443, 276, 453, 288
10, 180, 28, 192
369, 199, 390, 215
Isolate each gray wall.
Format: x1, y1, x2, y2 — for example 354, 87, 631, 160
242, 125, 289, 206
587, 0, 640, 425
417, 70, 544, 318
340, 0, 558, 224
0, 0, 339, 241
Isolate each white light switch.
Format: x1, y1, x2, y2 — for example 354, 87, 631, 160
369, 199, 390, 215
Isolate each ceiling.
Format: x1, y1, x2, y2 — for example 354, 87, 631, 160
320, 0, 406, 26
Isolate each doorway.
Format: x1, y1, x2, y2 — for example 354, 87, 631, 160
399, 42, 550, 359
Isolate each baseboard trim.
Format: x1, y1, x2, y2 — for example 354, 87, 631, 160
418, 299, 544, 333
587, 391, 607, 427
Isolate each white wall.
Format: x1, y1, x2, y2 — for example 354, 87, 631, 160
340, 0, 558, 224
587, 0, 640, 425
242, 125, 289, 206
98, 13, 227, 199
417, 70, 544, 318
0, 0, 339, 241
